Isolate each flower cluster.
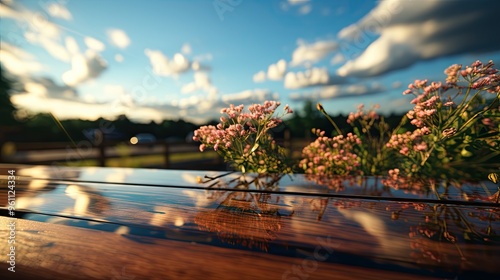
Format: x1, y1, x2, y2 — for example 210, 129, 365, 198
347, 104, 380, 125
193, 101, 293, 173
298, 60, 498, 181
300, 129, 361, 176
386, 127, 430, 156
193, 60, 498, 182
385, 60, 500, 180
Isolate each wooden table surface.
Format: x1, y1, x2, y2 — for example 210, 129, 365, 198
0, 164, 499, 279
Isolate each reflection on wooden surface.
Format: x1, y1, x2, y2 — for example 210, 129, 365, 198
195, 193, 291, 251
0, 165, 499, 279
195, 174, 292, 250
1, 218, 443, 280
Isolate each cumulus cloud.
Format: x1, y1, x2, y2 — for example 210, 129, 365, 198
1, 2, 61, 39
290, 83, 385, 101
107, 29, 131, 49
11, 92, 148, 121
46, 3, 72, 20
330, 53, 345, 65
102, 85, 132, 103
252, 59, 287, 83
22, 77, 78, 100
161, 88, 279, 123
2, 2, 73, 63
253, 71, 266, 83
181, 72, 217, 95
65, 36, 80, 56
144, 49, 190, 77
30, 35, 109, 86
12, 79, 174, 123
0, 43, 43, 75
284, 67, 348, 89
0, 1, 18, 18
25, 32, 70, 62
291, 40, 338, 66
62, 50, 108, 86
267, 59, 287, 80
221, 89, 279, 104
337, 0, 500, 77
84, 37, 105, 52
191, 60, 211, 71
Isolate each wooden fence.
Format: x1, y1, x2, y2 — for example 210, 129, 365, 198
0, 137, 307, 169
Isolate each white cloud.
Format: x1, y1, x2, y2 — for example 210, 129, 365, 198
11, 83, 174, 124
221, 89, 279, 104
84, 37, 105, 52
1, 2, 61, 39
181, 72, 216, 94
181, 43, 192, 55
267, 59, 287, 80
253, 71, 266, 83
11, 93, 129, 121
5, 1, 68, 62
23, 77, 77, 99
107, 29, 131, 49
0, 43, 43, 75
290, 83, 385, 101
2, 5, 56, 38
0, 2, 19, 18
25, 32, 70, 62
337, 0, 500, 77
100, 84, 135, 107
284, 68, 329, 89
330, 53, 345, 65
46, 3, 72, 20
144, 49, 190, 77
191, 60, 211, 71
252, 59, 287, 83
291, 40, 338, 66
24, 82, 47, 97
65, 36, 80, 56
62, 50, 107, 86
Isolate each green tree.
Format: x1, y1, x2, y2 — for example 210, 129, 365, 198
0, 66, 18, 127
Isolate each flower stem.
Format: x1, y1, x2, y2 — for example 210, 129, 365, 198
317, 103, 342, 136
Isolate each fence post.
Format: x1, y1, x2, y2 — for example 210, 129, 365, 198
98, 141, 106, 167
282, 128, 294, 159
0, 141, 4, 164
164, 142, 170, 168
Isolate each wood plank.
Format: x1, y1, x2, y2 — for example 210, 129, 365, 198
1, 164, 499, 279
0, 218, 443, 280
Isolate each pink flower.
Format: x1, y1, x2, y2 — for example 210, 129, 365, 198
482, 118, 494, 127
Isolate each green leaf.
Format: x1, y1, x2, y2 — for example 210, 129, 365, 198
250, 143, 259, 153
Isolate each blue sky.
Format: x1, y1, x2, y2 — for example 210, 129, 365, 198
1, 0, 500, 124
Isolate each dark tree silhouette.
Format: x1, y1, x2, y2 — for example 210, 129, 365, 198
0, 66, 18, 127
